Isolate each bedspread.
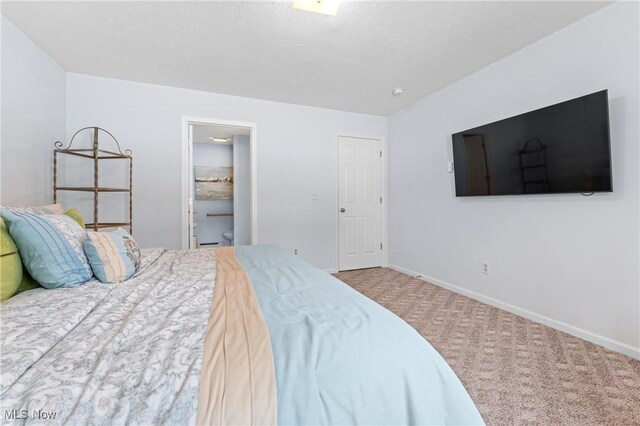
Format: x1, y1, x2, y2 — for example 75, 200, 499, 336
236, 245, 484, 425
0, 245, 483, 425
197, 247, 277, 425
1, 248, 216, 425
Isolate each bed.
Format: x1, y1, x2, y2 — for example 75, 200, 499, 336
1, 244, 484, 425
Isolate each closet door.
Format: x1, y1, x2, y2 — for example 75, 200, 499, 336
338, 136, 382, 271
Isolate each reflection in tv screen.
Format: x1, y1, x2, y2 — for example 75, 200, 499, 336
451, 90, 612, 197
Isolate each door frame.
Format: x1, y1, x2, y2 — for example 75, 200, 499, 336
180, 116, 258, 249
335, 134, 388, 272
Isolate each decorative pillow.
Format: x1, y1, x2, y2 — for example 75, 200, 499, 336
0, 211, 92, 289
0, 217, 17, 256
1, 203, 64, 216
64, 208, 86, 228
0, 218, 22, 302
84, 228, 141, 283
37, 203, 64, 214
0, 203, 65, 227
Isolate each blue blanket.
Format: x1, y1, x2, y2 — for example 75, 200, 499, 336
236, 245, 484, 426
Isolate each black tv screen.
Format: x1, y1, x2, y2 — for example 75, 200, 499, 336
452, 90, 612, 196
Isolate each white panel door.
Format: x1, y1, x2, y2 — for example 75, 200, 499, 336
338, 136, 382, 271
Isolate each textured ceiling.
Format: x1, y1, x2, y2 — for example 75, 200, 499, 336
1, 1, 610, 116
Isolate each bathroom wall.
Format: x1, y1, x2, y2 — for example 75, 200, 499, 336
233, 135, 251, 245
192, 142, 233, 246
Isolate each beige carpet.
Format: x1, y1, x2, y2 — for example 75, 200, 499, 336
334, 267, 640, 426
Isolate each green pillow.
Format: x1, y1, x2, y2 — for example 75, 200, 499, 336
1, 218, 22, 302
1, 217, 17, 255
16, 269, 40, 293
64, 208, 86, 228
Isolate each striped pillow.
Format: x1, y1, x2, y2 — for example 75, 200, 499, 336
0, 210, 92, 288
84, 228, 141, 283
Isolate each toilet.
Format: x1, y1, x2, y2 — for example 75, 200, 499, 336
222, 231, 234, 246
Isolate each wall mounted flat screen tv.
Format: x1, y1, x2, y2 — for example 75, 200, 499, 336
452, 90, 612, 197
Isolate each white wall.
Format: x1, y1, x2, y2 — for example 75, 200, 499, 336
0, 16, 66, 205
388, 2, 639, 358
66, 73, 387, 270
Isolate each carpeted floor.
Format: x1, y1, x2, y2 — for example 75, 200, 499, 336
334, 267, 640, 426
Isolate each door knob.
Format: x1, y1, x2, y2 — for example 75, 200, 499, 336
340, 208, 345, 213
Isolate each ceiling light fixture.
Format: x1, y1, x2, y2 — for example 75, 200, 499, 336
392, 87, 404, 97
209, 137, 231, 144
292, 0, 340, 16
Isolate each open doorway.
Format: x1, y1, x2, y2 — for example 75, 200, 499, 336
181, 117, 257, 249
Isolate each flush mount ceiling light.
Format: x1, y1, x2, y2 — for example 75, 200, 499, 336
209, 137, 232, 144
392, 87, 404, 97
292, 0, 340, 16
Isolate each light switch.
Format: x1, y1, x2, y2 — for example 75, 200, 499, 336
312, 192, 319, 200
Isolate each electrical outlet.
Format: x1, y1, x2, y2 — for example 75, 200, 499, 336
294, 248, 298, 255
311, 192, 319, 200
481, 261, 490, 275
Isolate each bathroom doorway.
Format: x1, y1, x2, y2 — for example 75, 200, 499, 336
181, 117, 256, 249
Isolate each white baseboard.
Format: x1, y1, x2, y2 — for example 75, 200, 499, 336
389, 264, 640, 361
324, 268, 338, 274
